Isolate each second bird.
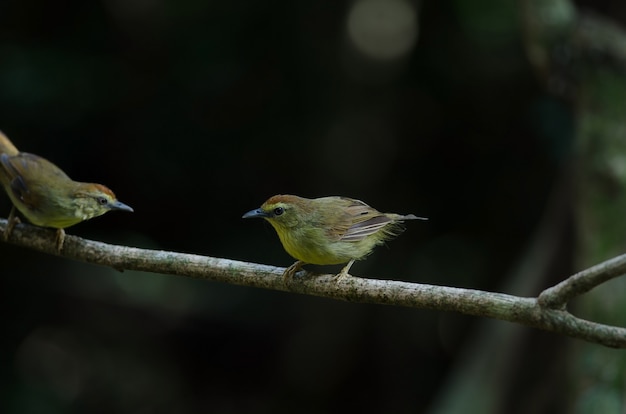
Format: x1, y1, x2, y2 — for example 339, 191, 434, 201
243, 194, 427, 279
0, 130, 133, 251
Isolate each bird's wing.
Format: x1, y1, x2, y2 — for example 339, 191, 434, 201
326, 197, 393, 242
1, 153, 36, 207
0, 153, 69, 208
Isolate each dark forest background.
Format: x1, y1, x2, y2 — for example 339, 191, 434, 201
1, 0, 625, 413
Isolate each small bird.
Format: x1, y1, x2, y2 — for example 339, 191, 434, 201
243, 194, 427, 279
0, 130, 133, 251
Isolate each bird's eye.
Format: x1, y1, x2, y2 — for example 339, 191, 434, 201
97, 197, 108, 205
273, 207, 285, 216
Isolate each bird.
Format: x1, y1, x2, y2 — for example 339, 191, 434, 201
242, 194, 426, 280
0, 130, 133, 251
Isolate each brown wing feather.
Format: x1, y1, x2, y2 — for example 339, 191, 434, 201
1, 153, 70, 208
323, 197, 393, 242
1, 154, 37, 208
341, 215, 393, 241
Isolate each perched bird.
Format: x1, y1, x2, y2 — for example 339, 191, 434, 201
243, 194, 426, 279
0, 130, 133, 251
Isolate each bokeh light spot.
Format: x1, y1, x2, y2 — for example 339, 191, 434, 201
346, 0, 418, 60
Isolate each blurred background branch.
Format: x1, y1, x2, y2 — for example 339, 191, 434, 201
432, 0, 626, 412
521, 0, 626, 412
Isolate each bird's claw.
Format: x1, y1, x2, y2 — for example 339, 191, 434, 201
333, 259, 355, 282
54, 229, 66, 253
3, 207, 20, 242
282, 260, 304, 282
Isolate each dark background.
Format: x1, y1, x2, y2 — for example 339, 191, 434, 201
1, 0, 624, 413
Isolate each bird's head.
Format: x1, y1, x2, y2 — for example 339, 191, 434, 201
242, 195, 310, 231
73, 183, 134, 220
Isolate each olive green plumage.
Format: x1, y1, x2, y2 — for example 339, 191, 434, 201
0, 130, 133, 250
243, 194, 426, 278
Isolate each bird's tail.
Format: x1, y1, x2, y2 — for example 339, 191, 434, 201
0, 130, 19, 156
401, 214, 428, 221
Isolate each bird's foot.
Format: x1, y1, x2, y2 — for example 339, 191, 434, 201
3, 207, 20, 242
282, 260, 304, 282
55, 229, 66, 253
333, 259, 355, 282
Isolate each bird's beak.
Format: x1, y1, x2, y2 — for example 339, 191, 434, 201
111, 200, 134, 213
242, 208, 269, 219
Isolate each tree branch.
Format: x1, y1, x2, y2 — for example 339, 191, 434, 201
1, 218, 625, 348
538, 254, 626, 308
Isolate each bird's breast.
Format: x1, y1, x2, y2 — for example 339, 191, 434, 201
276, 226, 356, 265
